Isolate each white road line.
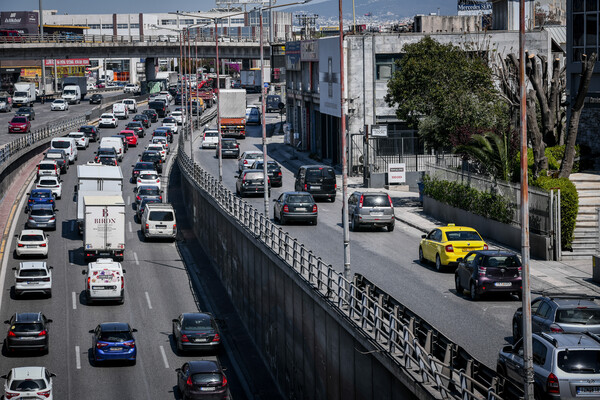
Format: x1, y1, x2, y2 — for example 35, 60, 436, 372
72, 292, 77, 309
159, 345, 170, 369
127, 195, 131, 204
75, 346, 81, 369
128, 221, 132, 233
145, 291, 152, 309
133, 251, 139, 265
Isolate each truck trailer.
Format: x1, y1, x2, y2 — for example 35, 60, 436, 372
219, 89, 247, 139
83, 194, 126, 261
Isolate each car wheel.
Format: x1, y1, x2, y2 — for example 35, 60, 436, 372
387, 223, 394, 232
280, 215, 286, 225
350, 215, 357, 231
455, 274, 463, 294
330, 196, 336, 202
512, 319, 521, 341
516, 291, 523, 301
470, 282, 480, 301
496, 364, 506, 377
312, 218, 318, 226
435, 254, 444, 272
418, 247, 425, 264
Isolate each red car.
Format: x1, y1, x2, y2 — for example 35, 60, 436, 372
8, 116, 31, 133
119, 130, 138, 146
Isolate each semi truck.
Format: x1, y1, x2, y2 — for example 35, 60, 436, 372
240, 69, 270, 93
219, 89, 247, 139
62, 76, 87, 102
155, 71, 178, 89
13, 82, 36, 107
83, 194, 126, 261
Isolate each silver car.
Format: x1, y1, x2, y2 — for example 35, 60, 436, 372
13, 261, 53, 297
26, 204, 57, 230
347, 191, 395, 232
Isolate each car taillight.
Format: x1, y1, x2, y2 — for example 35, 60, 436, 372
87, 277, 90, 290
186, 376, 193, 386
483, 244, 489, 250
359, 195, 364, 207
96, 342, 109, 348
7, 331, 16, 337
121, 276, 124, 289
49, 217, 55, 221
42, 277, 50, 282
312, 204, 318, 213
40, 243, 47, 247
5, 392, 19, 399
123, 341, 135, 347
388, 195, 393, 208
478, 266, 486, 277
36, 391, 51, 398
172, 224, 176, 230
243, 160, 248, 164
546, 373, 559, 394
212, 333, 220, 342
304, 184, 307, 190
549, 324, 564, 333
137, 179, 141, 183
17, 243, 24, 247
136, 195, 141, 201
145, 224, 149, 230
159, 195, 163, 201
181, 334, 190, 342
518, 266, 522, 277
222, 375, 228, 387
277, 171, 282, 176
38, 330, 47, 336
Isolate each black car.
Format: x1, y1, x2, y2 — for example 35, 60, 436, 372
235, 169, 270, 197
16, 107, 35, 120
251, 160, 282, 187
126, 121, 145, 138
131, 161, 156, 182
172, 313, 221, 354
44, 149, 69, 173
95, 147, 118, 163
153, 127, 173, 143
89, 93, 103, 104
148, 100, 167, 117
219, 138, 240, 158
294, 165, 337, 202
140, 151, 163, 173
97, 155, 118, 166
142, 109, 158, 123
174, 93, 183, 105
133, 114, 150, 128
79, 125, 99, 142
273, 191, 318, 225
136, 185, 162, 205
4, 312, 52, 353
136, 196, 162, 222
176, 360, 228, 400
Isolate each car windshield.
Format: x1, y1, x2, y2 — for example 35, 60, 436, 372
20, 234, 44, 241
53, 99, 65, 104
142, 154, 160, 162
52, 141, 70, 149
362, 195, 389, 207
140, 173, 158, 180
139, 187, 160, 196
147, 146, 162, 152
98, 150, 115, 156
223, 141, 237, 148
306, 168, 335, 180
45, 153, 61, 159
19, 269, 47, 277
12, 323, 43, 332
122, 132, 134, 137
244, 172, 264, 180
556, 308, 600, 325
557, 350, 600, 373
482, 256, 520, 268
101, 114, 113, 119
32, 191, 51, 198
205, 131, 218, 137
98, 331, 133, 342
245, 153, 261, 160
135, 163, 154, 170
39, 180, 57, 186
38, 164, 55, 170
11, 117, 27, 123
69, 133, 83, 138
445, 231, 483, 241
191, 373, 222, 385
148, 211, 174, 221
18, 108, 31, 113
10, 379, 46, 391
141, 199, 161, 208
182, 315, 212, 330
31, 209, 53, 216
288, 195, 313, 203
164, 118, 175, 123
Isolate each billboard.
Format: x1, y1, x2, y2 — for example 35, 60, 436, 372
457, 0, 492, 15
285, 41, 301, 71
0, 11, 39, 34
45, 59, 90, 67
318, 37, 341, 118
301, 40, 319, 61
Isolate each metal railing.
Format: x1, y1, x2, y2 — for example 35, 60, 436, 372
176, 149, 525, 400
0, 33, 263, 45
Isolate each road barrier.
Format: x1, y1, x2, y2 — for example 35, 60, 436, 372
0, 33, 263, 45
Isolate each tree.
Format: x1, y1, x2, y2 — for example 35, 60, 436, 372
385, 36, 503, 151
454, 131, 515, 181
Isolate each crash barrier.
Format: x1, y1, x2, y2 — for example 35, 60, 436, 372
177, 148, 525, 400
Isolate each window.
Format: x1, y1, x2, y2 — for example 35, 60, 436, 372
117, 24, 129, 29
532, 339, 547, 366
101, 24, 113, 29
376, 54, 401, 80
572, 0, 599, 61
536, 302, 552, 319
88, 24, 100, 29
161, 19, 177, 25
180, 19, 194, 25
230, 18, 244, 24
130, 24, 139, 28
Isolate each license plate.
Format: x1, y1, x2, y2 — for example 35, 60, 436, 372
194, 338, 209, 343
99, 253, 110, 256
578, 386, 600, 394
27, 245, 37, 248
200, 387, 216, 391
92, 286, 113, 290
297, 208, 307, 211
111, 347, 123, 351
156, 225, 167, 228
26, 281, 39, 285
310, 185, 321, 190
370, 212, 383, 216
494, 282, 512, 287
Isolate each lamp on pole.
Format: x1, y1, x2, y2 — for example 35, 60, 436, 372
39, 0, 46, 103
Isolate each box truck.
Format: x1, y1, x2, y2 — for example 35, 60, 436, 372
13, 82, 36, 107
83, 194, 126, 261
62, 76, 87, 102
75, 165, 123, 234
219, 89, 247, 139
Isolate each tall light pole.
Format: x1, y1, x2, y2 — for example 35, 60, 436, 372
39, 0, 46, 102
339, 0, 350, 281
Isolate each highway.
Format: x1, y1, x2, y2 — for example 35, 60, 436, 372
0, 101, 282, 399
191, 93, 520, 369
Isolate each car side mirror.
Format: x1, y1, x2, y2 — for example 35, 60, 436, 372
73, 185, 78, 193
456, 258, 463, 263
502, 345, 513, 353
48, 266, 53, 269
234, 175, 239, 178
175, 368, 181, 373
517, 307, 523, 312
54, 209, 59, 212
0, 375, 7, 379
11, 267, 16, 271
50, 373, 56, 377
421, 234, 426, 239
47, 319, 53, 323
123, 269, 126, 273
172, 319, 178, 323
131, 165, 135, 168
26, 193, 30, 196
3, 320, 9, 324
88, 329, 94, 333
132, 328, 138, 332
81, 270, 86, 275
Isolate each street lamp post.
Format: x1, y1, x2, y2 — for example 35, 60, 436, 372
339, 0, 350, 281
259, 8, 270, 215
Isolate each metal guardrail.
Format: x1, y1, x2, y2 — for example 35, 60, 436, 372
0, 34, 262, 45
176, 147, 525, 400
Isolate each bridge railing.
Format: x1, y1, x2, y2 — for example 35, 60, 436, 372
0, 33, 261, 44
176, 146, 526, 400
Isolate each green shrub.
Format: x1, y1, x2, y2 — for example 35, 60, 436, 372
545, 145, 580, 173
423, 175, 515, 224
532, 176, 579, 250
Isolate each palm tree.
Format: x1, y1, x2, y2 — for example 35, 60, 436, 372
454, 131, 512, 182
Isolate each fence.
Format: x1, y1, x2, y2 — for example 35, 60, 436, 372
176, 148, 525, 400
0, 33, 264, 45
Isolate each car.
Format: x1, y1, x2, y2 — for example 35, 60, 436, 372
251, 160, 282, 187
95, 147, 118, 163
235, 169, 270, 197
294, 165, 337, 202
201, 129, 219, 149
123, 83, 140, 94
50, 98, 69, 111
140, 151, 163, 173
90, 322, 137, 365
8, 116, 30, 133
89, 93, 103, 104
14, 230, 49, 258
238, 151, 263, 172
133, 114, 150, 128
15, 106, 35, 120
50, 138, 78, 164
119, 129, 138, 146
512, 294, 600, 341
131, 162, 156, 183
454, 250, 522, 301
125, 121, 145, 137
37, 160, 60, 179
67, 131, 90, 149
83, 258, 126, 304
151, 136, 170, 153
266, 94, 282, 112
136, 170, 160, 190
136, 196, 162, 222
219, 138, 240, 158
161, 117, 179, 134
99, 113, 118, 128
44, 149, 69, 173
171, 110, 185, 125
25, 189, 55, 212
136, 185, 162, 205
497, 331, 600, 400
246, 106, 261, 125
4, 312, 52, 353
27, 204, 57, 230
142, 109, 158, 123
176, 360, 228, 400
1, 366, 55, 399
159, 90, 173, 102
12, 261, 53, 297
79, 125, 100, 142
96, 155, 118, 166
273, 192, 317, 225
346, 191, 395, 232
148, 100, 168, 118
154, 126, 173, 143
35, 176, 62, 199
172, 313, 221, 354
146, 144, 167, 160
419, 224, 489, 272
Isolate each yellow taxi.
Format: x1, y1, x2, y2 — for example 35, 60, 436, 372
418, 224, 488, 271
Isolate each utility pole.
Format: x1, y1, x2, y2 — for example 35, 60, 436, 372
339, 0, 350, 281
39, 0, 46, 102
216, 18, 223, 182
260, 8, 270, 216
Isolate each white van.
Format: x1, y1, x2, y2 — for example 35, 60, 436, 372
141, 203, 177, 241
50, 138, 78, 164
122, 99, 137, 113
99, 137, 124, 162
112, 103, 129, 120
83, 258, 125, 304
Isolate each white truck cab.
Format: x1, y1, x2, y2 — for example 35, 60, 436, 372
83, 258, 125, 304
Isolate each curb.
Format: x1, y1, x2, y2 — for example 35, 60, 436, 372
394, 214, 429, 234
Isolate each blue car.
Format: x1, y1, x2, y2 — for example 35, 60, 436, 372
90, 322, 137, 365
25, 189, 55, 212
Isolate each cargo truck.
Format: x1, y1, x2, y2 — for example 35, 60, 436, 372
219, 89, 247, 139
13, 82, 36, 107
83, 194, 126, 261
155, 71, 178, 89
240, 69, 270, 93
62, 76, 87, 102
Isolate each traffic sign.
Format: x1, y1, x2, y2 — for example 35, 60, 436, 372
264, 83, 269, 88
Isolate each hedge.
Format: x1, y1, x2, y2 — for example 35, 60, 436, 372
422, 175, 515, 224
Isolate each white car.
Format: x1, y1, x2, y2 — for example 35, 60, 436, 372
201, 129, 219, 149
50, 98, 69, 111
136, 170, 161, 190
36, 160, 60, 179
13, 262, 53, 297
123, 83, 140, 93
67, 131, 90, 149
87, 83, 96, 91
159, 90, 173, 102
151, 137, 169, 153
122, 98, 137, 113
146, 144, 167, 161
15, 230, 49, 258
161, 121, 178, 134
171, 110, 185, 125
36, 176, 62, 199
238, 151, 263, 172
84, 258, 125, 304
99, 113, 118, 128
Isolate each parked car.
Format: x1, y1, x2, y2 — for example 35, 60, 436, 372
238, 151, 263, 172
35, 176, 62, 199
119, 130, 139, 146
89, 93, 103, 104
219, 138, 239, 158
497, 331, 600, 400
201, 129, 219, 149
15, 106, 35, 120
251, 160, 282, 187
50, 98, 69, 111
512, 294, 600, 341
172, 312, 222, 354
4, 312, 52, 353
133, 114, 150, 128
67, 131, 90, 149
79, 125, 100, 142
44, 149, 69, 173
419, 224, 488, 272
99, 113, 118, 128
8, 116, 30, 133
26, 204, 57, 230
12, 261, 53, 297
176, 361, 228, 400
273, 192, 317, 225
90, 322, 137, 365
126, 121, 145, 138
294, 165, 337, 202
142, 109, 158, 123
346, 191, 395, 232
14, 230, 49, 258
25, 189, 55, 212
36, 160, 60, 179
1, 367, 55, 399
136, 196, 162, 222
235, 169, 270, 197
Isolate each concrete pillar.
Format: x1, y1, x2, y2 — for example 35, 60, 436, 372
145, 57, 157, 81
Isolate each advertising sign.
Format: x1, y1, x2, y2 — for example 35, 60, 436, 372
285, 41, 301, 71
45, 59, 90, 67
318, 37, 341, 118
457, 0, 492, 15
371, 125, 388, 137
301, 40, 319, 61
388, 163, 406, 184
0, 11, 39, 34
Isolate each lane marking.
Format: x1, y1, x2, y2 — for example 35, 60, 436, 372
127, 195, 131, 204
75, 345, 81, 369
159, 345, 170, 369
69, 251, 74, 265
128, 221, 132, 233
72, 292, 77, 309
145, 291, 152, 309
133, 251, 139, 265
